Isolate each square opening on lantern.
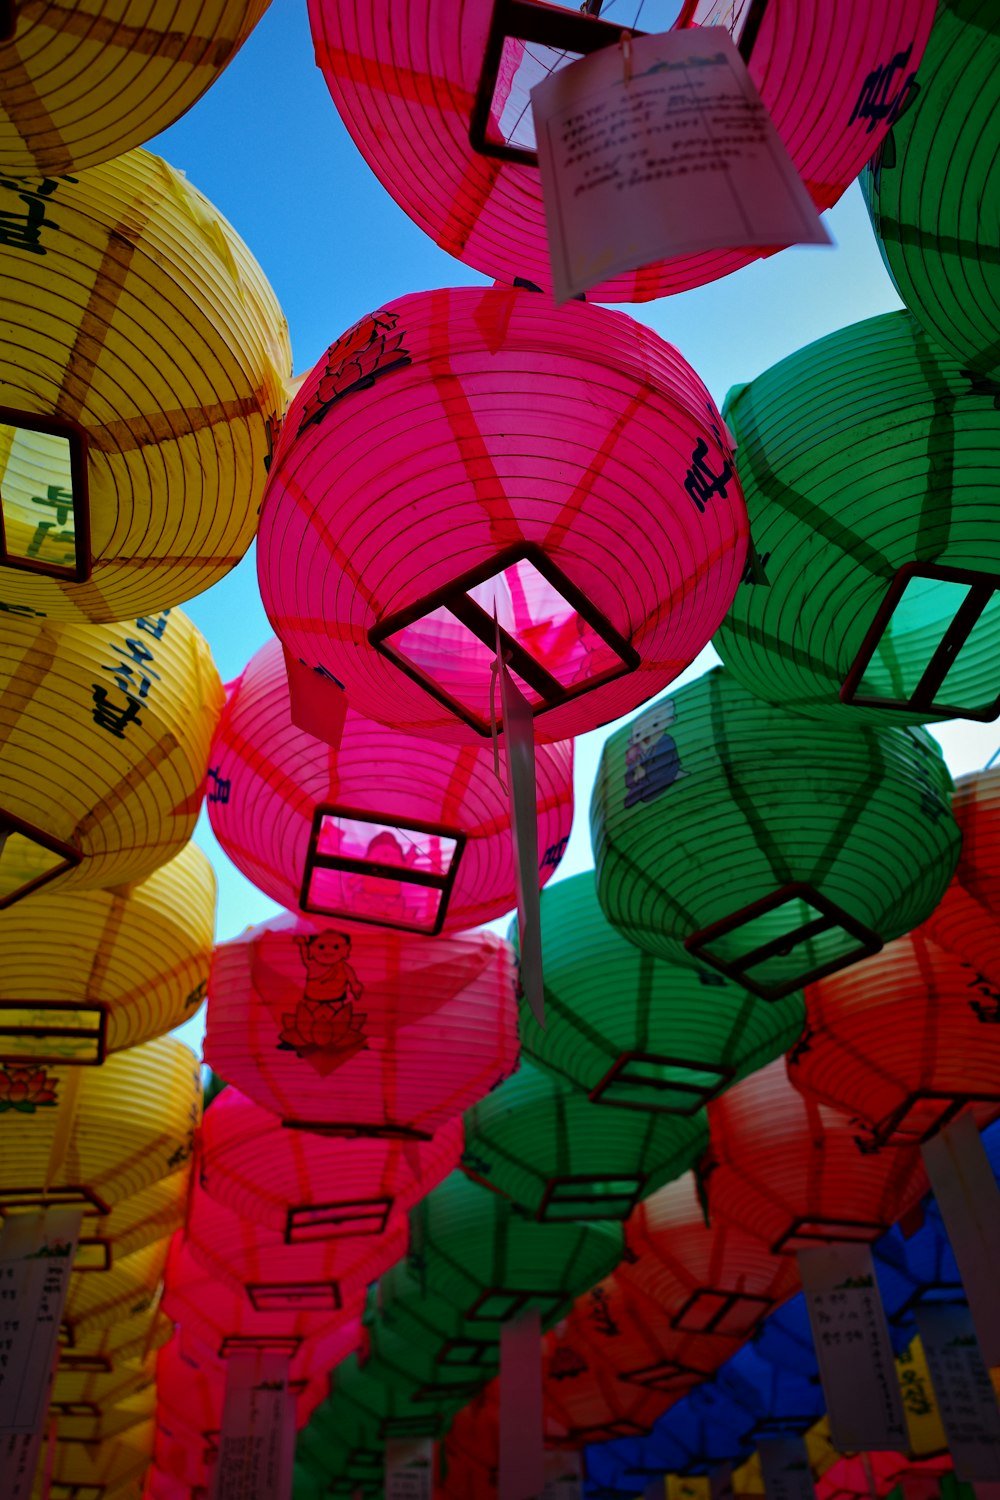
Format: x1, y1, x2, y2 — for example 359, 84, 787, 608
590, 1053, 733, 1114
0, 1185, 108, 1214
773, 1217, 885, 1255
842, 564, 1000, 722
672, 1287, 772, 1337
219, 1335, 301, 1359
72, 1240, 112, 1273
285, 1197, 392, 1243
0, 1002, 107, 1066
538, 1174, 643, 1221
619, 1358, 701, 1392
436, 1337, 497, 1370
468, 1287, 563, 1322
873, 1091, 996, 1148
246, 1282, 341, 1314
300, 806, 465, 936
685, 883, 882, 999
0, 812, 81, 911
0, 410, 90, 582
370, 546, 639, 736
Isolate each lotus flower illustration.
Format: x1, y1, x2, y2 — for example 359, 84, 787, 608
278, 1000, 368, 1078
0, 1065, 58, 1113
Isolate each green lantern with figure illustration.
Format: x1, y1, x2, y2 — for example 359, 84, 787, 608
714, 310, 1000, 725
591, 669, 959, 1000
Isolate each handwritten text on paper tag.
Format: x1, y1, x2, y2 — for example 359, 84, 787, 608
531, 27, 830, 302
922, 1113, 1000, 1366
385, 1437, 434, 1500
211, 1351, 295, 1500
758, 1436, 817, 1500
916, 1304, 1000, 1482
0, 1208, 81, 1435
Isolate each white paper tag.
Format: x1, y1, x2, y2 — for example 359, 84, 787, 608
500, 1308, 543, 1500
916, 1304, 1000, 1482
497, 624, 545, 1030
0, 1428, 46, 1500
211, 1351, 295, 1500
758, 1437, 817, 1500
385, 1436, 434, 1499
531, 27, 830, 302
542, 1450, 582, 1498
0, 1208, 81, 1434
797, 1243, 908, 1452
922, 1114, 1000, 1366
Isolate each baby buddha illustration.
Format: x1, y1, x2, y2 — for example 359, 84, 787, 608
623, 699, 684, 809
277, 929, 368, 1076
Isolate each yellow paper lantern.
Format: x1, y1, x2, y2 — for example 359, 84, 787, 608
63, 1235, 171, 1343
0, 608, 223, 907
0, 1034, 201, 1217
0, 3, 272, 176
53, 1348, 158, 1414
60, 1302, 173, 1365
0, 841, 215, 1063
49, 1382, 156, 1445
67, 1173, 188, 1271
38, 1421, 154, 1498
0, 148, 291, 621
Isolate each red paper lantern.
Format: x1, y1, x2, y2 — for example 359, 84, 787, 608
257, 286, 748, 743
925, 768, 1000, 989
623, 1171, 800, 1352
207, 637, 573, 930
205, 912, 518, 1137
788, 927, 1000, 1147
702, 1059, 929, 1254
308, 0, 934, 301
199, 1087, 461, 1240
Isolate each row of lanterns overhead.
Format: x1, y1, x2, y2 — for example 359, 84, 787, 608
0, 0, 996, 1496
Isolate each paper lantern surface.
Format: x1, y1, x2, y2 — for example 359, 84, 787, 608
0, 1033, 200, 1215
591, 669, 959, 998
0, 842, 215, 1064
714, 311, 1000, 724
862, 0, 1000, 379
0, 2, 271, 174
702, 1059, 929, 1253
258, 286, 748, 743
309, 0, 934, 300
462, 1062, 708, 1222
925, 767, 1000, 988
0, 149, 290, 621
364, 1258, 500, 1406
0, 608, 223, 904
207, 636, 573, 931
516, 872, 805, 1110
199, 1086, 461, 1240
63, 1233, 171, 1342
788, 927, 1000, 1146
205, 910, 518, 1136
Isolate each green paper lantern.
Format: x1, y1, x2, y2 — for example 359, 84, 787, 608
861, 0, 1000, 381
462, 1062, 707, 1221
409, 1170, 623, 1329
363, 1261, 500, 1404
513, 873, 805, 1113
714, 310, 1000, 724
591, 669, 959, 1000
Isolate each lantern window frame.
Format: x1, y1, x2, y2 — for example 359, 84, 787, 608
299, 803, 467, 936
467, 1285, 565, 1322
0, 1000, 108, 1067
589, 1052, 735, 1114
58, 1355, 112, 1374
0, 808, 82, 910
840, 561, 1000, 722
73, 1239, 112, 1273
861, 1090, 1000, 1150
772, 1215, 888, 1255
245, 1281, 342, 1314
618, 1355, 705, 1392
684, 881, 883, 1000
218, 1334, 303, 1358
671, 1286, 773, 1337
888, 1282, 965, 1325
0, 407, 91, 583
369, 542, 640, 738
537, 1172, 646, 1221
0, 1184, 110, 1215
436, 1335, 497, 1369
284, 1197, 393, 1243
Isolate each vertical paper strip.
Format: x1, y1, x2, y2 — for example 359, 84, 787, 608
922, 1114, 1000, 1366
758, 1437, 817, 1500
385, 1437, 434, 1499
916, 1304, 1000, 1481
500, 1307, 543, 1500
0, 1430, 46, 1500
798, 1243, 908, 1452
212, 1350, 295, 1500
0, 1207, 81, 1435
496, 622, 544, 1028
543, 1449, 582, 1497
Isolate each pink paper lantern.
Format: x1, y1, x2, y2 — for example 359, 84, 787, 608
206, 911, 518, 1136
208, 637, 573, 928
257, 286, 748, 743
199, 1087, 461, 1240
308, 0, 934, 301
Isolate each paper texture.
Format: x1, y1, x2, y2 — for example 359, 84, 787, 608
0, 1208, 81, 1435
385, 1437, 434, 1500
916, 1304, 1000, 1482
497, 622, 545, 1029
758, 1437, 817, 1500
500, 1308, 543, 1500
542, 1450, 582, 1498
532, 26, 830, 301
798, 1242, 908, 1452
211, 1351, 295, 1500
922, 1114, 1000, 1365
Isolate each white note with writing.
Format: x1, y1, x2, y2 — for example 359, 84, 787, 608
916, 1304, 1000, 1482
923, 1114, 1000, 1366
211, 1351, 295, 1500
532, 26, 830, 302
0, 1208, 81, 1435
385, 1437, 434, 1500
758, 1436, 817, 1500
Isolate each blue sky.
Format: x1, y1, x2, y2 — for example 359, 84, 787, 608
154, 0, 997, 1056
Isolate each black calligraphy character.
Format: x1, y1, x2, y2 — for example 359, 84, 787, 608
0, 178, 65, 255
206, 768, 231, 806
684, 437, 733, 515
849, 45, 918, 134
90, 685, 143, 739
